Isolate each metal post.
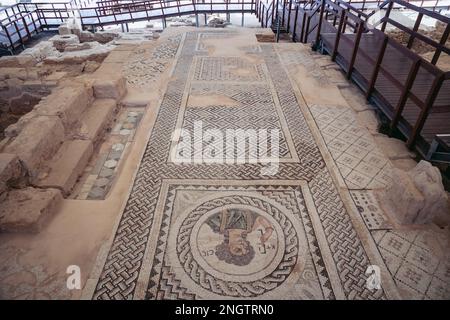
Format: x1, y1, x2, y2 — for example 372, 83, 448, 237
287, 0, 292, 32
276, 14, 281, 42
292, 4, 298, 42
313, 0, 325, 50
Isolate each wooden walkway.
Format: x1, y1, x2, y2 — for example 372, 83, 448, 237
1, 0, 258, 52
321, 32, 450, 152
265, 0, 450, 160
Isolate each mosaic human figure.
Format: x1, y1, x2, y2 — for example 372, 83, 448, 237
205, 208, 274, 266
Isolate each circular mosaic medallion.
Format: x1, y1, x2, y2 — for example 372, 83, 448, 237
173, 195, 300, 297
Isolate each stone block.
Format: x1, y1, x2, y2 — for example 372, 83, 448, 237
35, 84, 93, 131
83, 61, 100, 73
44, 71, 67, 82
4, 112, 37, 138
43, 42, 114, 65
4, 116, 65, 174
77, 99, 117, 143
93, 76, 126, 100
49, 34, 80, 52
0, 187, 62, 233
21, 41, 57, 62
79, 30, 95, 43
37, 140, 93, 195
58, 24, 71, 35
0, 153, 28, 196
0, 55, 37, 68
93, 31, 118, 44
64, 42, 92, 52
0, 67, 27, 81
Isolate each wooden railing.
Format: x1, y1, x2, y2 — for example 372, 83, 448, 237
281, 0, 450, 159
0, 0, 257, 51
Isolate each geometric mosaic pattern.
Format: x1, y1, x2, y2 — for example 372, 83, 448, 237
372, 229, 450, 299
194, 56, 265, 81
310, 104, 392, 190
123, 34, 182, 87
275, 42, 449, 300
181, 82, 294, 159
91, 31, 388, 300
350, 190, 393, 231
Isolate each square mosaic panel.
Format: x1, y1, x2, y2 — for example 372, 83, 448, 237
310, 104, 392, 190
174, 81, 297, 161
195, 32, 236, 51
372, 229, 450, 299
194, 56, 265, 82
141, 180, 338, 300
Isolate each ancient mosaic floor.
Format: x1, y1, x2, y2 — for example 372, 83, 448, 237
83, 30, 446, 300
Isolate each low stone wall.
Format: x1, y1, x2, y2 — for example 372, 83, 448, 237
0, 62, 126, 233
0, 20, 163, 232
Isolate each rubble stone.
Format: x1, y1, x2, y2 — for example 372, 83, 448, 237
49, 34, 80, 52
83, 61, 100, 73
44, 42, 114, 64
93, 31, 118, 44
58, 23, 71, 35
79, 30, 95, 42
0, 67, 27, 81
21, 41, 58, 62
380, 161, 449, 225
0, 153, 27, 196
64, 42, 92, 52
207, 16, 229, 28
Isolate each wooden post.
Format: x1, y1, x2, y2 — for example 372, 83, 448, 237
390, 58, 422, 134
431, 23, 450, 65
22, 17, 31, 39
331, 9, 345, 61
366, 34, 388, 99
292, 4, 299, 42
313, 0, 326, 49
287, 0, 292, 31
3, 24, 14, 51
304, 15, 310, 43
380, 0, 393, 33
13, 21, 24, 48
406, 73, 445, 148
271, 0, 275, 26
407, 12, 423, 49
347, 21, 364, 79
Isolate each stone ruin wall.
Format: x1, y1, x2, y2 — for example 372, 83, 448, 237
0, 18, 161, 233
